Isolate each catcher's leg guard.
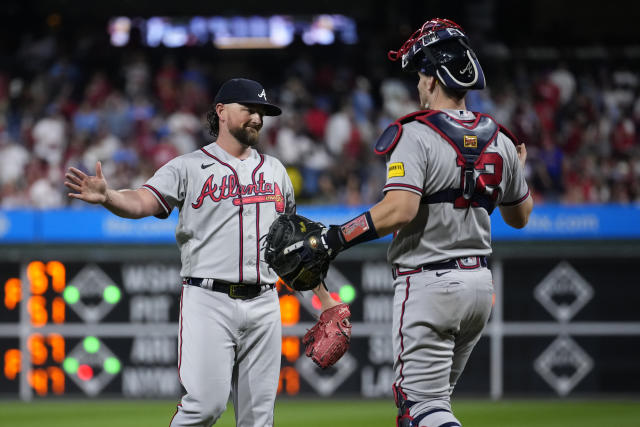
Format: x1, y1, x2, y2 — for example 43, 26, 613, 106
393, 384, 415, 427
411, 408, 461, 427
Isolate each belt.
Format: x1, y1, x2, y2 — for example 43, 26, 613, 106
182, 277, 274, 300
392, 256, 488, 279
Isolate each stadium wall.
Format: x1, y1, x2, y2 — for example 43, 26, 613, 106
1, 205, 639, 400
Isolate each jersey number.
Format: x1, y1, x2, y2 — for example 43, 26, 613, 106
453, 152, 504, 209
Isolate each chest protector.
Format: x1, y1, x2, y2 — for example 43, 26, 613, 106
375, 110, 518, 214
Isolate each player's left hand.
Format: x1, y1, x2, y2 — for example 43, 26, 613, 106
302, 303, 351, 369
264, 214, 334, 291
65, 161, 108, 204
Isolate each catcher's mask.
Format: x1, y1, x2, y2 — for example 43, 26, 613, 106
388, 18, 485, 90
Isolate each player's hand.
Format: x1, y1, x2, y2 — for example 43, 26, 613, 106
65, 161, 108, 204
516, 143, 527, 169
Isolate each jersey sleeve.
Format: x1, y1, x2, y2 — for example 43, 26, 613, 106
141, 157, 187, 218
274, 160, 296, 214
283, 168, 296, 214
382, 124, 428, 196
499, 134, 530, 206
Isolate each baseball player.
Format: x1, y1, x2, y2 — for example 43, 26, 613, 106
64, 78, 340, 427
307, 19, 533, 426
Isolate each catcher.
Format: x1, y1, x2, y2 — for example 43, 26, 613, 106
266, 17, 532, 427
265, 214, 352, 369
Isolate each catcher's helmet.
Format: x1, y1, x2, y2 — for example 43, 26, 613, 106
388, 18, 485, 90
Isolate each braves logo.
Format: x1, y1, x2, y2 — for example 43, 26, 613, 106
258, 89, 267, 100
191, 172, 284, 212
459, 60, 473, 75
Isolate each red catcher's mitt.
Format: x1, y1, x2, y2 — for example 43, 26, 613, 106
302, 303, 351, 368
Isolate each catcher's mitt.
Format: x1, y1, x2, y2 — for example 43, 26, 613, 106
302, 303, 351, 368
264, 213, 331, 291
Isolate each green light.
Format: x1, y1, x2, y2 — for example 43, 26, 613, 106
103, 285, 121, 304
63, 286, 80, 304
63, 357, 79, 374
103, 357, 121, 374
339, 284, 356, 304
83, 336, 100, 354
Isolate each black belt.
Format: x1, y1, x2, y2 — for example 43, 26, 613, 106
392, 256, 488, 279
182, 277, 274, 300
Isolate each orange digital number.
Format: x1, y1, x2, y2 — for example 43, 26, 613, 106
278, 366, 300, 395
47, 367, 65, 395
281, 336, 300, 362
27, 261, 48, 295
51, 297, 65, 324
28, 296, 48, 327
4, 349, 21, 380
4, 278, 21, 310
279, 295, 300, 326
47, 334, 65, 363
28, 334, 48, 365
46, 261, 66, 293
29, 369, 48, 396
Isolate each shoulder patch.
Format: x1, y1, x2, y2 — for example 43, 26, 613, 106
388, 162, 405, 178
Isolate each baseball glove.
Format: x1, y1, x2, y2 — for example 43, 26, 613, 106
264, 213, 331, 291
302, 303, 352, 369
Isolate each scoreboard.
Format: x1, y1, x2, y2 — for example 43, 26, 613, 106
2, 247, 640, 400
0, 255, 398, 399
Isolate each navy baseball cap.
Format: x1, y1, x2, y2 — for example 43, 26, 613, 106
214, 78, 282, 116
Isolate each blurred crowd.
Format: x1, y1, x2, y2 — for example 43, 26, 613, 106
1, 41, 640, 209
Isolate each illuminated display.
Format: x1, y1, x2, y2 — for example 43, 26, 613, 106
1, 258, 393, 399
108, 15, 358, 49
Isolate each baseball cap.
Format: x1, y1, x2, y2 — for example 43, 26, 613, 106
214, 78, 282, 116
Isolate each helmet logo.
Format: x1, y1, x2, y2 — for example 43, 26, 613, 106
460, 60, 473, 75
258, 89, 267, 100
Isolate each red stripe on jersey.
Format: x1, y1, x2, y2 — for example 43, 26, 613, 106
396, 277, 411, 391
177, 286, 184, 384
142, 184, 171, 213
384, 183, 423, 193
201, 148, 244, 282
252, 154, 265, 284
502, 189, 530, 206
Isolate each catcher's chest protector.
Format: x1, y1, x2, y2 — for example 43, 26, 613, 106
375, 110, 512, 214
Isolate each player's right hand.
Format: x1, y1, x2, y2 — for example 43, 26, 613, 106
65, 161, 108, 204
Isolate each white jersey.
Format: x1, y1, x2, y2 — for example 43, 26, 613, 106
384, 109, 529, 267
142, 142, 295, 283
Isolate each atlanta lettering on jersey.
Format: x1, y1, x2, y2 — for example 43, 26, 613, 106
191, 172, 284, 212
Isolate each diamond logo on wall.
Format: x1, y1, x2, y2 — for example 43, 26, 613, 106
534, 336, 593, 396
296, 353, 357, 396
63, 265, 122, 323
534, 261, 593, 321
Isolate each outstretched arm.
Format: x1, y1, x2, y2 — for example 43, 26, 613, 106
65, 161, 163, 219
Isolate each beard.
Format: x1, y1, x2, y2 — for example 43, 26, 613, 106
230, 125, 260, 147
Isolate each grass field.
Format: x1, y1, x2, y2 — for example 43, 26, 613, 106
1, 398, 639, 427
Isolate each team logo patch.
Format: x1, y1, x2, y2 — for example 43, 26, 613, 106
388, 162, 405, 178
464, 135, 478, 148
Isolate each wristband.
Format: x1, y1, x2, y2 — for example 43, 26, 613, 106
324, 211, 379, 254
